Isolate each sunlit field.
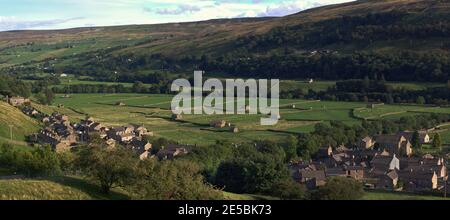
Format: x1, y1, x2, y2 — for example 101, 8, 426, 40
30, 93, 450, 146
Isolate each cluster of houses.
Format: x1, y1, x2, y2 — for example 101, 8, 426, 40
291, 131, 448, 193
18, 103, 190, 160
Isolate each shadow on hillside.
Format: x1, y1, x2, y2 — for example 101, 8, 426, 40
266, 129, 301, 135
47, 176, 130, 200
94, 102, 162, 110
135, 113, 209, 127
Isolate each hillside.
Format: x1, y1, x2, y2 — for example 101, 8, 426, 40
0, 177, 130, 200
0, 0, 449, 81
0, 101, 39, 145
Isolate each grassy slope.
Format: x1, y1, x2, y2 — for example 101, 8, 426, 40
0, 101, 39, 145
222, 192, 279, 200
0, 0, 449, 69
0, 176, 129, 200
5, 179, 450, 200
363, 191, 450, 200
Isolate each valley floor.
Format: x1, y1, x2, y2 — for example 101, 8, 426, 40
29, 93, 450, 146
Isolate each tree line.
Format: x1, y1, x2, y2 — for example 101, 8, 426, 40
236, 11, 450, 51
281, 79, 450, 105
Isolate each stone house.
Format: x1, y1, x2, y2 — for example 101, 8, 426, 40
106, 138, 116, 149
42, 117, 50, 123
345, 166, 365, 180
359, 136, 375, 149
171, 114, 183, 121
117, 133, 134, 143
128, 139, 152, 160
88, 122, 107, 132
8, 96, 30, 106
399, 157, 447, 178
399, 170, 438, 192
210, 120, 226, 128
369, 154, 400, 178
315, 145, 333, 159
374, 135, 413, 157
135, 126, 153, 137
325, 168, 347, 178
156, 144, 189, 160
297, 170, 326, 189
108, 126, 133, 136
53, 113, 69, 122
398, 131, 431, 144
376, 170, 399, 190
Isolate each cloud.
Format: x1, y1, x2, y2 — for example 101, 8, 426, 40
0, 16, 84, 31
145, 4, 201, 15
0, 0, 355, 30
257, 0, 345, 17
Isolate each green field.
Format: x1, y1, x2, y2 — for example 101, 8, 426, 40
354, 104, 450, 120
0, 176, 129, 200
0, 176, 277, 200
222, 192, 279, 200
28, 93, 450, 146
363, 191, 449, 200
0, 101, 40, 145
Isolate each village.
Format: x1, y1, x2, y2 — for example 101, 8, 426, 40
291, 131, 448, 194
6, 96, 190, 161
4, 95, 450, 196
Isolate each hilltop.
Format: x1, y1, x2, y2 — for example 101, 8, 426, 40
0, 0, 449, 81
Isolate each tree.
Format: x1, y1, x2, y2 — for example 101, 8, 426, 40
131, 160, 222, 200
416, 96, 426, 105
315, 177, 365, 200
144, 137, 172, 154
0, 144, 61, 177
25, 145, 61, 177
281, 135, 299, 162
269, 179, 306, 200
432, 133, 442, 151
411, 131, 422, 149
75, 144, 137, 194
36, 88, 55, 105
215, 159, 251, 193
215, 153, 289, 194
186, 140, 235, 182
297, 134, 320, 159
386, 94, 394, 104
132, 81, 148, 93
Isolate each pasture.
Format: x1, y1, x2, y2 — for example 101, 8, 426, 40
31, 93, 450, 146
363, 191, 449, 200
0, 101, 40, 145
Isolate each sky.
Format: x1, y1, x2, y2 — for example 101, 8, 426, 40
0, 0, 353, 31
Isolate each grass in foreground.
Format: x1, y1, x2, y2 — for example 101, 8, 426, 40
0, 176, 130, 200
363, 191, 450, 200
223, 192, 279, 200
